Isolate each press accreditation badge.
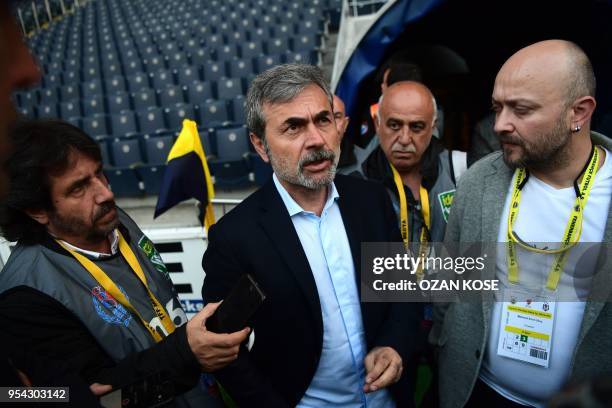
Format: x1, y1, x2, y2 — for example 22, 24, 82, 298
497, 290, 555, 368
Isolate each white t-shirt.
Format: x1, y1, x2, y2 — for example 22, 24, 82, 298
480, 146, 612, 407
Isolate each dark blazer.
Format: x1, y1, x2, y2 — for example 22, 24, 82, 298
202, 175, 421, 407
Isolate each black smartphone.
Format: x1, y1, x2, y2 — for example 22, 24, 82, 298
206, 274, 266, 333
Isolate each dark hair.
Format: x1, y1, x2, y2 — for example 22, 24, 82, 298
0, 119, 101, 243
386, 62, 423, 87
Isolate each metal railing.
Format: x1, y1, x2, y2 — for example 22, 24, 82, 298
12, 0, 86, 36
347, 0, 388, 16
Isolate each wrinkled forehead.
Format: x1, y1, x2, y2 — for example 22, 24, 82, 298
381, 87, 435, 121
262, 84, 332, 122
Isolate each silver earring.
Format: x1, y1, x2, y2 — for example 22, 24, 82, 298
574, 125, 581, 132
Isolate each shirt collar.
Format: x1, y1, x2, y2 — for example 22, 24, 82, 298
58, 229, 119, 259
272, 173, 339, 217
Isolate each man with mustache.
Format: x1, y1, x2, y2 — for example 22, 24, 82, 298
358, 81, 466, 245
202, 64, 421, 407
0, 119, 249, 406
432, 40, 612, 407
355, 79, 467, 407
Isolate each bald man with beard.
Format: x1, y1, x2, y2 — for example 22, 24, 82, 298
432, 40, 612, 407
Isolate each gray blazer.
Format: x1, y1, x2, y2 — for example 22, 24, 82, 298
432, 132, 612, 408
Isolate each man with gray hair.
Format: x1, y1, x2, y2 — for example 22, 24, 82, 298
202, 64, 421, 407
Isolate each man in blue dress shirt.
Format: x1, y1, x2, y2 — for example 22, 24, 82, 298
202, 64, 421, 407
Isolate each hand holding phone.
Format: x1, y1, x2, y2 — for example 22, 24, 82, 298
206, 274, 266, 333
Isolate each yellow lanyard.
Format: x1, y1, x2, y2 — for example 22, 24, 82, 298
391, 164, 431, 279
507, 146, 600, 290
57, 231, 175, 342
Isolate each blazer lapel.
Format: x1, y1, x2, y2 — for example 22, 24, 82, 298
335, 181, 362, 285
256, 181, 324, 337
481, 155, 514, 327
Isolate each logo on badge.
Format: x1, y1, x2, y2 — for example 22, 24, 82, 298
91, 286, 132, 327
437, 189, 456, 222
138, 235, 170, 280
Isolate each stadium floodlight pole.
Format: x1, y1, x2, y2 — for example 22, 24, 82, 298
44, 0, 52, 24
31, 1, 40, 30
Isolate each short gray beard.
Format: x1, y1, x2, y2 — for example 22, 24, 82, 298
263, 139, 337, 190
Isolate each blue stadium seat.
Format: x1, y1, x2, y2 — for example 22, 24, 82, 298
248, 27, 272, 42
18, 90, 37, 108
239, 41, 264, 59
124, 57, 145, 75
81, 79, 104, 99
62, 70, 80, 84
143, 134, 173, 164
43, 73, 62, 88
296, 18, 324, 35
99, 139, 112, 167
127, 72, 151, 92
284, 50, 318, 65
107, 91, 131, 114
136, 165, 166, 195
138, 107, 167, 135
83, 95, 106, 116
59, 100, 82, 119
39, 87, 59, 104
105, 77, 127, 94
132, 88, 158, 110
165, 103, 196, 131
199, 100, 229, 127
198, 128, 215, 157
176, 66, 201, 85
189, 47, 212, 67
270, 24, 295, 38
167, 52, 188, 69
217, 77, 244, 100
143, 54, 167, 72
158, 85, 185, 106
208, 158, 252, 189
36, 103, 58, 118
111, 138, 144, 167
83, 114, 110, 138
204, 62, 227, 82
291, 33, 321, 52
111, 111, 139, 137
215, 126, 250, 160
228, 59, 255, 78
207, 34, 226, 48
230, 96, 246, 125
151, 70, 175, 89
266, 37, 290, 55
186, 81, 214, 104
250, 152, 273, 186
255, 54, 282, 73
105, 168, 144, 197
214, 44, 238, 61
60, 84, 80, 102
82, 65, 102, 82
